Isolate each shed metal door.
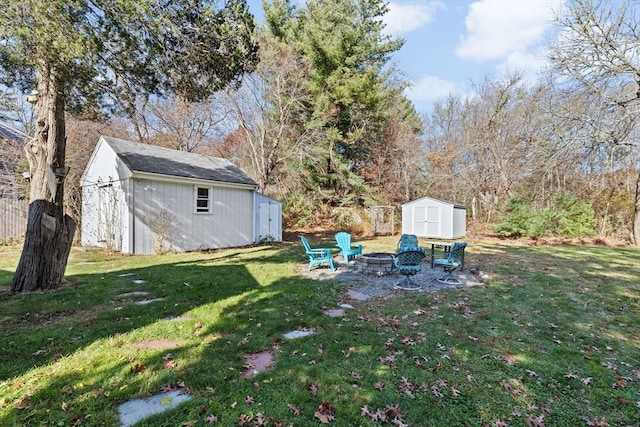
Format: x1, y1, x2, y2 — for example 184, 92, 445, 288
413, 205, 440, 237
258, 201, 280, 241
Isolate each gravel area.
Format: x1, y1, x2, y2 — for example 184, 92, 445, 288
299, 259, 487, 297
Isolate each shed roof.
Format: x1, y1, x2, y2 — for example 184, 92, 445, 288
0, 122, 28, 142
102, 136, 258, 187
402, 196, 466, 210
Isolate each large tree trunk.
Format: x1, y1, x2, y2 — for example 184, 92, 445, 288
634, 170, 640, 247
11, 67, 76, 292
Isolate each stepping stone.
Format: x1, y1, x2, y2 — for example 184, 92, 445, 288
117, 291, 149, 298
166, 316, 191, 322
346, 290, 371, 301
118, 388, 191, 427
135, 298, 164, 305
118, 273, 136, 277
283, 330, 315, 340
323, 308, 345, 317
133, 279, 146, 284
242, 351, 274, 378
339, 304, 354, 309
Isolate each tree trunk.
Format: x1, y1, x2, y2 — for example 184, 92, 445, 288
634, 170, 640, 247
11, 66, 75, 292
11, 200, 75, 292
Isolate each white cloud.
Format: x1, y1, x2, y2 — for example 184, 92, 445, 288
456, 0, 564, 62
384, 2, 443, 35
404, 75, 461, 102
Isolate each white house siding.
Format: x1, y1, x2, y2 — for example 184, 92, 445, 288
80, 140, 132, 250
130, 178, 254, 254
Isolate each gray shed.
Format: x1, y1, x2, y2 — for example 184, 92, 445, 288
401, 196, 466, 239
81, 136, 282, 254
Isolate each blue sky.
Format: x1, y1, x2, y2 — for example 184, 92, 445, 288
246, 0, 565, 113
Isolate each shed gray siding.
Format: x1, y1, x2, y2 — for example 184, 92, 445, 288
131, 179, 254, 254
82, 136, 264, 255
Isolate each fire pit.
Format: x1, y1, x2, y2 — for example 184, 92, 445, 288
355, 252, 396, 275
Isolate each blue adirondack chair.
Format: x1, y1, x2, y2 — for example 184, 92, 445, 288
434, 242, 467, 284
300, 236, 336, 271
334, 232, 362, 262
393, 248, 426, 290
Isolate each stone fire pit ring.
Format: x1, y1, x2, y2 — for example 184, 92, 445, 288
355, 252, 396, 275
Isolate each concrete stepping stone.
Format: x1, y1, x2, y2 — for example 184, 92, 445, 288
346, 289, 371, 301
117, 388, 191, 427
283, 330, 315, 340
117, 291, 149, 298
339, 303, 355, 309
135, 298, 164, 305
323, 308, 345, 317
133, 279, 146, 284
118, 273, 136, 277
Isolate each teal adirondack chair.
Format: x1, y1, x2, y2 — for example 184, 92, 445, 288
334, 232, 363, 262
434, 242, 467, 284
300, 236, 336, 271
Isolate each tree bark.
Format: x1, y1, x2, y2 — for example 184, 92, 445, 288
634, 170, 640, 247
11, 200, 75, 292
11, 65, 75, 292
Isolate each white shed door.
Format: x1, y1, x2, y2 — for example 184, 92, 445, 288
413, 205, 440, 237
259, 202, 280, 241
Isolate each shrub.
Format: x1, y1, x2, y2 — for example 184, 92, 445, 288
282, 189, 314, 229
491, 197, 535, 238
549, 192, 597, 238
492, 194, 597, 239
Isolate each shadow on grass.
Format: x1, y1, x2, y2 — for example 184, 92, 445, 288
1, 241, 639, 425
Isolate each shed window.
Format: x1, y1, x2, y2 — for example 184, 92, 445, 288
195, 187, 212, 213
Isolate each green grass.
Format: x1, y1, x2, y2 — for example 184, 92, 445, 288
0, 237, 639, 426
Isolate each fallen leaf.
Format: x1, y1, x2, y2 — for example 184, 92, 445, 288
287, 403, 301, 415
504, 351, 516, 365
16, 395, 33, 410
205, 414, 219, 423
130, 364, 146, 374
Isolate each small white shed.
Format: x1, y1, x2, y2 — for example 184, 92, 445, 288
81, 136, 282, 254
401, 196, 466, 239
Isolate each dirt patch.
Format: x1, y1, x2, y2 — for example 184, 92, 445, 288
132, 339, 183, 350
242, 351, 274, 378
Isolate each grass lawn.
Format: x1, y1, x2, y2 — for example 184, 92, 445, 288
0, 236, 638, 426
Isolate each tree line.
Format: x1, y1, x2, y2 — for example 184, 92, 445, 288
0, 0, 639, 291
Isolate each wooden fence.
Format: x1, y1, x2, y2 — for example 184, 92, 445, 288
0, 198, 27, 242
